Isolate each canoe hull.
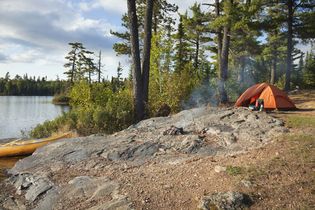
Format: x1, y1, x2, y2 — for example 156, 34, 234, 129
0, 133, 71, 157
0, 141, 49, 157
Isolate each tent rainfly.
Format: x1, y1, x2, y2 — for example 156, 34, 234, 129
235, 83, 296, 110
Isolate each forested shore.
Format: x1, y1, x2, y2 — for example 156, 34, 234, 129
0, 73, 68, 96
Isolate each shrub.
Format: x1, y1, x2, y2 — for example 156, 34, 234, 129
52, 93, 70, 105
31, 81, 134, 138
30, 114, 69, 138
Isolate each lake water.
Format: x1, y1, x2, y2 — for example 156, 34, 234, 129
0, 96, 69, 139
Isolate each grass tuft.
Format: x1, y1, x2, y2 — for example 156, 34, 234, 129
226, 165, 244, 176
286, 115, 315, 128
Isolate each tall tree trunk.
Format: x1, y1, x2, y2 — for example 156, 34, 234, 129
127, 0, 144, 121
270, 51, 277, 85
219, 24, 230, 103
215, 0, 228, 103
270, 29, 278, 85
285, 0, 293, 91
142, 0, 154, 114
215, 0, 222, 68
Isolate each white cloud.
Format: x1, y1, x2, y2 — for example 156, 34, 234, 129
9, 49, 41, 63
97, 0, 127, 15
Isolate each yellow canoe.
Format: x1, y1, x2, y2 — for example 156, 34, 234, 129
0, 133, 71, 157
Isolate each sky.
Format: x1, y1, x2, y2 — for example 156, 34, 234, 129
0, 0, 205, 80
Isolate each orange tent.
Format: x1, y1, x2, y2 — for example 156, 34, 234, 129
235, 83, 296, 110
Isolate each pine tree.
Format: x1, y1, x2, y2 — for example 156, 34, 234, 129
229, 0, 262, 89
173, 15, 191, 73
261, 1, 287, 85
64, 42, 84, 83
64, 42, 96, 84
182, 3, 212, 71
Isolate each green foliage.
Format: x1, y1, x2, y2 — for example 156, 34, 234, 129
30, 113, 70, 138
52, 93, 70, 105
69, 81, 134, 134
32, 80, 134, 137
69, 81, 92, 108
148, 33, 200, 114
149, 66, 199, 113
275, 75, 286, 90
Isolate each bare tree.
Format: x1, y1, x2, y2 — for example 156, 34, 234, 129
97, 50, 103, 83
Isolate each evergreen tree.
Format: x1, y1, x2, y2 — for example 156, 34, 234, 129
173, 15, 190, 73
64, 42, 96, 83
64, 42, 83, 83
229, 0, 262, 89
182, 3, 212, 71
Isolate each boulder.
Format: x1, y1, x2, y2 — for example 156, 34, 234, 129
198, 191, 252, 210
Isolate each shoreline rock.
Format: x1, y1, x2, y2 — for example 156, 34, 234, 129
1, 107, 287, 209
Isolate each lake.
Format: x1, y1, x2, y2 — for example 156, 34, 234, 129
0, 96, 69, 139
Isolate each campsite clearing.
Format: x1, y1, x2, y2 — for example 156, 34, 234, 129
0, 90, 314, 210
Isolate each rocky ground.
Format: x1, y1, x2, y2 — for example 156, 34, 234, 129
0, 90, 314, 210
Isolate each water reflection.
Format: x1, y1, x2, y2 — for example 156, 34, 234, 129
0, 96, 69, 139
